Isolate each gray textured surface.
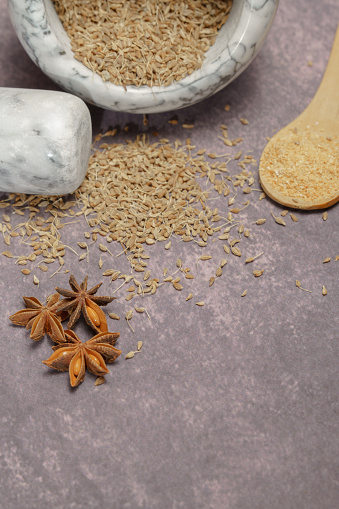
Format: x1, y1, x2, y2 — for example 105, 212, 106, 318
0, 1, 338, 508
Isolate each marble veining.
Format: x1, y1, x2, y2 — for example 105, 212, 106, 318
8, 0, 279, 113
0, 88, 92, 195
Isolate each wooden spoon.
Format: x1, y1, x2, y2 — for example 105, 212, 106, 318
259, 24, 339, 210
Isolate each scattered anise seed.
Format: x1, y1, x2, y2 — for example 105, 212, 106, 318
271, 212, 286, 226
137, 341, 143, 351
33, 275, 39, 286
125, 310, 133, 321
126, 351, 139, 359
290, 213, 298, 222
322, 286, 327, 296
173, 282, 183, 291
322, 211, 328, 221
176, 259, 183, 268
95, 376, 106, 386
256, 219, 266, 225
241, 289, 247, 297
323, 257, 331, 263
109, 312, 120, 320
295, 280, 312, 293
215, 267, 222, 277
186, 293, 193, 301
199, 255, 212, 261
209, 277, 215, 287
335, 256, 339, 262
220, 259, 227, 268
281, 210, 288, 217
253, 269, 264, 277
2, 250, 13, 258
196, 301, 205, 306
231, 247, 241, 257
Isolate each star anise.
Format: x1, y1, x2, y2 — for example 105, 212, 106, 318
55, 274, 115, 333
9, 293, 67, 342
42, 329, 121, 387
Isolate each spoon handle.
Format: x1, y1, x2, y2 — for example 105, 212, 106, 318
307, 23, 339, 123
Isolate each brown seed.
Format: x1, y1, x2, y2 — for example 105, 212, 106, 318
215, 266, 222, 277
125, 310, 133, 321
322, 211, 328, 221
231, 247, 241, 257
126, 351, 137, 359
186, 293, 193, 301
109, 312, 120, 320
241, 289, 247, 297
271, 212, 286, 226
290, 213, 298, 222
322, 286, 327, 296
209, 277, 215, 287
137, 341, 143, 351
253, 269, 264, 277
94, 376, 106, 386
173, 282, 183, 291
195, 301, 205, 306
256, 219, 266, 225
281, 210, 288, 217
323, 257, 331, 263
2, 250, 13, 258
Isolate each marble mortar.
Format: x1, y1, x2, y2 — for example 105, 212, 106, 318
0, 88, 92, 195
7, 0, 279, 113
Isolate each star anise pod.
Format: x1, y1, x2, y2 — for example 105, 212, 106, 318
55, 274, 115, 333
42, 329, 121, 387
9, 293, 67, 342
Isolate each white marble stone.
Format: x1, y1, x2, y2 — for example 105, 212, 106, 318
0, 88, 92, 195
7, 0, 279, 113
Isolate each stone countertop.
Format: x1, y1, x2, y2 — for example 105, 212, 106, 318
0, 1, 338, 508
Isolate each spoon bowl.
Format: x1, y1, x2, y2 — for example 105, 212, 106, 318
8, 0, 278, 113
259, 24, 339, 210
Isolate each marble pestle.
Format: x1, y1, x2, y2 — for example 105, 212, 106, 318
0, 88, 92, 195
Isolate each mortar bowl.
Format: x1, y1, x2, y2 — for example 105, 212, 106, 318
8, 0, 279, 113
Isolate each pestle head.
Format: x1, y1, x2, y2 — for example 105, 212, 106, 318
0, 88, 92, 195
